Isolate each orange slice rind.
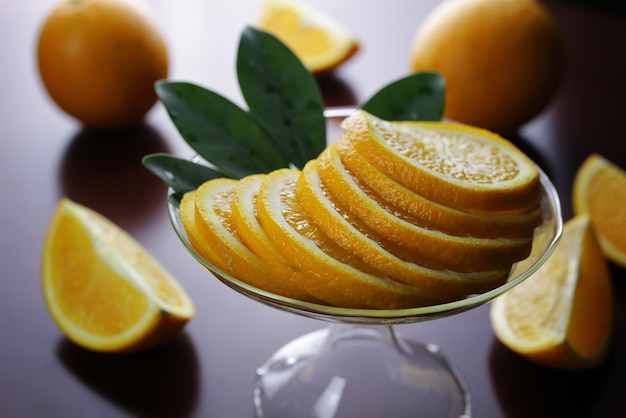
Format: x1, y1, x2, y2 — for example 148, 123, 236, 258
256, 168, 445, 309
341, 111, 541, 213
192, 178, 317, 301
297, 158, 510, 297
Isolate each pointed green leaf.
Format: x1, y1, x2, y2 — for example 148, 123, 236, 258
361, 71, 446, 121
237, 26, 326, 169
142, 153, 224, 205
156, 81, 289, 178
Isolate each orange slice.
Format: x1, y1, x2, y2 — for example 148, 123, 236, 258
230, 174, 324, 303
573, 154, 626, 268
334, 136, 542, 238
490, 215, 613, 369
256, 168, 444, 309
257, 0, 359, 74
193, 178, 316, 301
297, 158, 509, 298
316, 144, 533, 272
341, 110, 541, 213
42, 198, 194, 353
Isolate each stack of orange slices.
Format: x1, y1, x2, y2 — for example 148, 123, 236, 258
181, 110, 542, 309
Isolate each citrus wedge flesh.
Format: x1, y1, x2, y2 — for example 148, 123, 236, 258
573, 153, 626, 268
341, 111, 541, 213
297, 158, 510, 298
316, 143, 533, 272
490, 215, 613, 369
257, 0, 359, 74
256, 168, 445, 309
192, 178, 318, 302
42, 198, 194, 353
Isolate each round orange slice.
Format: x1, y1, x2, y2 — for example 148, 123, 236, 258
297, 159, 510, 298
230, 174, 324, 304
573, 153, 626, 268
316, 144, 533, 272
42, 198, 194, 353
256, 168, 445, 309
257, 0, 359, 74
193, 178, 316, 301
341, 110, 541, 213
490, 215, 613, 369
334, 136, 543, 238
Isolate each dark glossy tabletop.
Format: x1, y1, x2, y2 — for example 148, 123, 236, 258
1, 1, 625, 417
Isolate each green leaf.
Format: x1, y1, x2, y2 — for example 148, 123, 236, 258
155, 81, 289, 178
237, 26, 326, 169
142, 153, 224, 205
361, 71, 446, 121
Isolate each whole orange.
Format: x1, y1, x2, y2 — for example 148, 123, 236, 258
37, 0, 169, 129
410, 0, 565, 134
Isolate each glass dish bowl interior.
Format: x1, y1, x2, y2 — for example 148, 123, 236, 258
167, 164, 562, 325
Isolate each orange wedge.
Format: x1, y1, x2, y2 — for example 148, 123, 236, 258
257, 0, 359, 74
256, 168, 445, 309
316, 144, 533, 272
192, 178, 317, 301
334, 136, 542, 238
297, 159, 510, 298
490, 215, 613, 369
573, 154, 626, 268
42, 198, 194, 353
341, 110, 541, 213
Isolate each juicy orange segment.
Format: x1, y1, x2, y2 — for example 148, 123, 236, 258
316, 144, 533, 272
42, 198, 194, 353
193, 178, 317, 301
334, 136, 542, 238
490, 215, 613, 369
297, 159, 509, 298
573, 154, 626, 268
256, 168, 445, 309
257, 0, 359, 74
341, 110, 541, 213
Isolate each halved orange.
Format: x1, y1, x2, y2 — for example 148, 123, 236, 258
256, 0, 359, 74
297, 159, 510, 298
334, 135, 542, 238
341, 110, 541, 213
490, 215, 613, 369
316, 144, 533, 272
193, 178, 317, 301
256, 168, 445, 309
42, 198, 194, 353
573, 154, 626, 268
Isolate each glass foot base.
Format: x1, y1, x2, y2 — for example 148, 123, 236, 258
254, 324, 471, 418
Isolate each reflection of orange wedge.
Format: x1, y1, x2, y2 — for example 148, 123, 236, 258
297, 159, 509, 298
341, 111, 541, 213
334, 137, 542, 238
257, 0, 359, 74
316, 144, 533, 272
193, 178, 316, 301
256, 168, 445, 309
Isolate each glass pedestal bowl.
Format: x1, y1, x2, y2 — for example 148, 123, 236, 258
168, 163, 561, 418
